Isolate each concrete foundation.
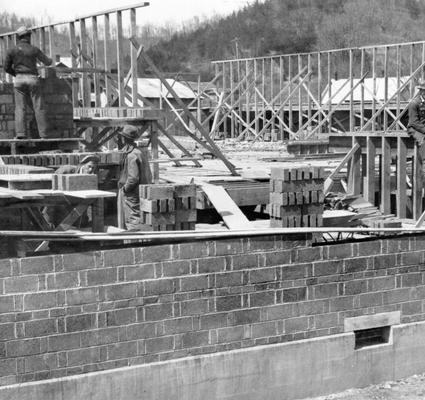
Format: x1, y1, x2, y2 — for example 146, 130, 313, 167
1, 320, 425, 400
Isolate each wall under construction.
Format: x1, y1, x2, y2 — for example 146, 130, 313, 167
0, 232, 424, 392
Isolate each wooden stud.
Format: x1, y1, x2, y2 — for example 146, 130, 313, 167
413, 144, 423, 220
48, 25, 55, 60
383, 46, 389, 130
68, 22, 80, 107
79, 19, 91, 107
360, 48, 365, 130
91, 16, 101, 107
396, 137, 407, 218
116, 10, 125, 107
365, 137, 376, 204
103, 13, 112, 106
130, 8, 138, 107
381, 136, 391, 214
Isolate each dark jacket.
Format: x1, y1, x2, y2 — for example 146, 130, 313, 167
408, 96, 425, 134
4, 39, 52, 77
118, 145, 152, 194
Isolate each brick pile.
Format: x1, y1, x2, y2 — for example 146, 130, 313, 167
52, 174, 98, 191
140, 184, 197, 230
270, 166, 325, 228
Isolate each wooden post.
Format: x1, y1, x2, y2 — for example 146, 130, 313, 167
48, 25, 55, 60
317, 52, 322, 135
289, 56, 293, 132
413, 144, 423, 220
396, 45, 401, 126
104, 13, 112, 106
360, 49, 365, 130
372, 47, 377, 131
151, 123, 159, 183
348, 137, 362, 195
68, 22, 79, 107
365, 137, 376, 204
39, 27, 46, 54
298, 55, 303, 133
116, 10, 125, 107
381, 136, 391, 214
396, 137, 407, 218
383, 46, 389, 130
230, 61, 235, 138
349, 49, 354, 132
91, 16, 101, 107
279, 56, 284, 138
79, 19, 91, 107
327, 52, 332, 134
130, 8, 138, 107
307, 54, 312, 135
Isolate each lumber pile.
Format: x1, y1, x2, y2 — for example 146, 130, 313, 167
269, 166, 325, 228
140, 184, 197, 231
0, 164, 52, 174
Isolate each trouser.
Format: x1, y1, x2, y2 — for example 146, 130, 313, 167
14, 74, 49, 138
118, 188, 141, 231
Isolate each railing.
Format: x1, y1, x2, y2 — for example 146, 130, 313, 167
211, 41, 425, 140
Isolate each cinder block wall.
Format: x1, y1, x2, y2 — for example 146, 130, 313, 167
0, 75, 73, 139
0, 233, 424, 386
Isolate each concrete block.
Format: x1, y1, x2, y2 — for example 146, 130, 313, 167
53, 174, 98, 191
344, 311, 400, 332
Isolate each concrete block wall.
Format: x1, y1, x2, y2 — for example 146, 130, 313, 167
0, 233, 425, 386
0, 72, 73, 139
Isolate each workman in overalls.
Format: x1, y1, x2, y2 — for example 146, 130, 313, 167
408, 79, 425, 147
117, 125, 152, 231
4, 26, 52, 139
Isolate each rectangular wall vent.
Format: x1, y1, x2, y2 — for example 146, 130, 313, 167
354, 326, 391, 349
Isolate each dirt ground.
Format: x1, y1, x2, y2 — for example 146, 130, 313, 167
303, 373, 425, 400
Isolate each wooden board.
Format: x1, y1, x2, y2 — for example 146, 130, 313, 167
62, 190, 116, 199
0, 174, 53, 182
200, 184, 251, 230
0, 187, 44, 200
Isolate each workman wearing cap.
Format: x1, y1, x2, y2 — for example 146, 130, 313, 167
408, 79, 425, 147
4, 26, 52, 139
117, 125, 152, 231
42, 155, 100, 229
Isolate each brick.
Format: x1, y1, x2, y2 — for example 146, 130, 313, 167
66, 288, 97, 306
314, 313, 338, 329
107, 341, 138, 360
145, 336, 174, 354
126, 323, 156, 340
251, 321, 277, 338
103, 248, 134, 267
250, 268, 276, 284
263, 250, 292, 267
62, 253, 96, 271
87, 268, 117, 286
215, 239, 243, 256
48, 333, 81, 351
344, 280, 367, 295
65, 314, 96, 333
382, 288, 411, 304
161, 260, 191, 277
24, 292, 57, 311
400, 251, 423, 266
232, 254, 259, 270
0, 323, 15, 340
369, 276, 396, 291
7, 338, 41, 357
200, 313, 228, 330
216, 295, 242, 312
0, 359, 16, 377
296, 247, 322, 263
217, 326, 245, 343
103, 283, 137, 301
250, 291, 275, 307
106, 308, 137, 326
47, 271, 79, 289
401, 301, 422, 315
344, 257, 369, 273
329, 296, 354, 312
285, 317, 309, 334
266, 304, 294, 320
359, 292, 383, 308
144, 279, 175, 296
402, 273, 422, 287
373, 254, 397, 269
141, 245, 172, 263
181, 299, 209, 316
281, 264, 311, 281
124, 264, 156, 281
5, 276, 38, 294
198, 257, 226, 273
20, 256, 54, 275
180, 276, 209, 292
24, 319, 57, 337
25, 354, 57, 373
163, 317, 193, 334
80, 328, 120, 347
281, 287, 307, 303
178, 242, 209, 259
0, 296, 15, 314
216, 271, 243, 287
67, 347, 100, 367
326, 243, 353, 259
314, 283, 338, 299
248, 236, 276, 251
144, 303, 173, 321
182, 331, 209, 348
313, 260, 342, 276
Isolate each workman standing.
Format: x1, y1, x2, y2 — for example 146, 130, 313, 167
408, 79, 425, 147
4, 26, 52, 139
117, 125, 152, 231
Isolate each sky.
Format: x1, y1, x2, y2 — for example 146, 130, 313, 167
0, 0, 257, 27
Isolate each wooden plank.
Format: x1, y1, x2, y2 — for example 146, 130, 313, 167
103, 13, 112, 106
201, 184, 251, 230
79, 19, 91, 107
413, 144, 423, 220
381, 136, 391, 214
130, 8, 138, 107
0, 187, 44, 200
68, 22, 79, 107
365, 137, 376, 204
91, 16, 101, 107
397, 137, 407, 218
116, 10, 125, 106
62, 190, 116, 199
48, 25, 55, 59
348, 137, 362, 195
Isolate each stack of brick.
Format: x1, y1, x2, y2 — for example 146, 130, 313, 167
140, 184, 197, 231
52, 174, 98, 191
269, 166, 325, 228
0, 68, 73, 139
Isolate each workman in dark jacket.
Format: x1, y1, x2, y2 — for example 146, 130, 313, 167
117, 125, 152, 231
408, 80, 425, 147
4, 26, 52, 139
